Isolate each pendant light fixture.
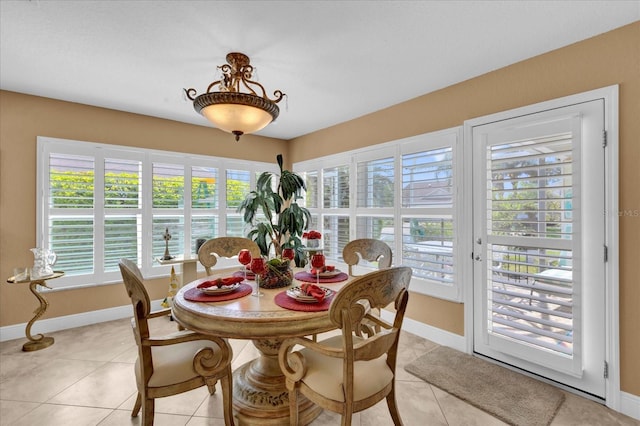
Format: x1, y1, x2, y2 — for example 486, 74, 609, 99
185, 52, 285, 141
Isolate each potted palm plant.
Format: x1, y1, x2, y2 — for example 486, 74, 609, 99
238, 154, 311, 286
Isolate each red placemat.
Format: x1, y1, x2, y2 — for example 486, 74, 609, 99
274, 291, 333, 312
294, 271, 349, 283
232, 270, 255, 280
184, 283, 252, 302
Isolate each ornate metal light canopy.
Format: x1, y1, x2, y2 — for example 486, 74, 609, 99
185, 52, 285, 141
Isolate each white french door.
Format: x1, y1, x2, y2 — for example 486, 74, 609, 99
471, 99, 606, 398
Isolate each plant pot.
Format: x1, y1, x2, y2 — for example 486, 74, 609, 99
258, 261, 293, 289
306, 239, 321, 248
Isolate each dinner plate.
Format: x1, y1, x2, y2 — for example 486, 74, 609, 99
199, 283, 241, 295
309, 268, 342, 278
286, 286, 334, 303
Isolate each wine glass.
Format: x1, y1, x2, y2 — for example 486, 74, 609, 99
238, 249, 252, 282
282, 248, 295, 263
249, 257, 266, 297
310, 253, 325, 287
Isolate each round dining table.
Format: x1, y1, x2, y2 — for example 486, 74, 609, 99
171, 267, 352, 426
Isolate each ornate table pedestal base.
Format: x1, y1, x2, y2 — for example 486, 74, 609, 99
232, 339, 322, 425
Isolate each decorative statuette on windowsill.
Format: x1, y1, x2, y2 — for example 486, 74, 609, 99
162, 227, 175, 260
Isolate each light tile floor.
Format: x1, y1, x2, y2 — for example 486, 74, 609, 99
0, 318, 637, 425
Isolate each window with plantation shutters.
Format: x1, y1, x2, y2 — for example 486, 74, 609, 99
322, 215, 350, 260
402, 148, 453, 208
401, 144, 455, 289
104, 158, 142, 272
153, 162, 184, 208
302, 171, 318, 209
105, 158, 141, 208
323, 165, 349, 209
192, 166, 217, 209
225, 169, 251, 236
356, 157, 394, 208
226, 169, 250, 209
48, 153, 95, 276
190, 165, 218, 251
300, 171, 320, 250
355, 155, 395, 267
37, 137, 274, 290
321, 165, 350, 259
479, 124, 578, 361
294, 127, 462, 300
152, 162, 185, 260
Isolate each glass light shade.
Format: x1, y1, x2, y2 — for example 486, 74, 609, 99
202, 104, 274, 135
186, 52, 284, 140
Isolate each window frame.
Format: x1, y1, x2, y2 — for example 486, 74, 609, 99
37, 137, 276, 290
294, 126, 463, 301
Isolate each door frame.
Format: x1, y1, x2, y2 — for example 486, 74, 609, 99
461, 85, 619, 409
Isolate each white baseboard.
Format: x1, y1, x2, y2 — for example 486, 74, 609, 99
0, 300, 163, 342
619, 391, 640, 421
381, 309, 466, 352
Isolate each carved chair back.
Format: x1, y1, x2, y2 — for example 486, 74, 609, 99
328, 266, 411, 355
198, 237, 261, 275
342, 238, 392, 276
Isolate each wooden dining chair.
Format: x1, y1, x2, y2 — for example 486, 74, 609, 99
342, 238, 394, 336
279, 266, 412, 426
342, 238, 392, 276
118, 258, 235, 426
198, 237, 261, 276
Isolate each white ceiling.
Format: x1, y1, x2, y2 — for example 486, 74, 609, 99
1, 1, 638, 141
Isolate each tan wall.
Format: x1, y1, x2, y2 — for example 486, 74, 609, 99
0, 92, 287, 323
289, 22, 640, 396
1, 22, 638, 397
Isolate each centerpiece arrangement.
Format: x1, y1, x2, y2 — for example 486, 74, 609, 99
238, 154, 311, 289
302, 230, 322, 249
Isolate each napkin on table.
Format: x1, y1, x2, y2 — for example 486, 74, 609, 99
300, 283, 326, 302
197, 276, 244, 289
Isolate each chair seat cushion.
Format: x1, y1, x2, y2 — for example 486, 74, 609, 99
135, 331, 221, 388
299, 335, 393, 402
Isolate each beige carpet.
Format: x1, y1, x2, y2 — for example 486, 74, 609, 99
405, 346, 565, 426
